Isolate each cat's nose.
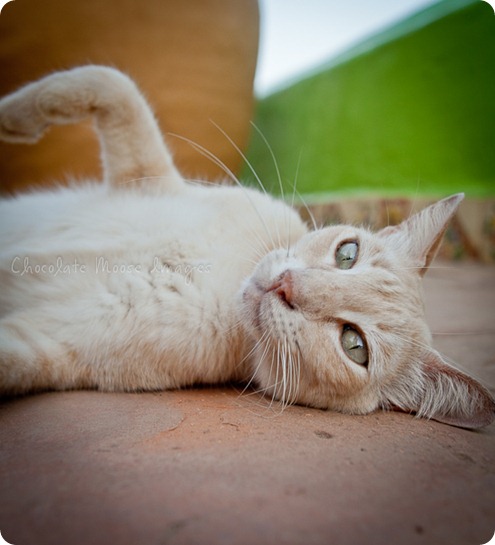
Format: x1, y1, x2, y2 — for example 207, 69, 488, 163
267, 270, 295, 309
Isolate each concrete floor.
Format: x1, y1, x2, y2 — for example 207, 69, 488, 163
1, 262, 494, 545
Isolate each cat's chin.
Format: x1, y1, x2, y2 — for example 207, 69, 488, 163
241, 270, 296, 339
240, 248, 304, 330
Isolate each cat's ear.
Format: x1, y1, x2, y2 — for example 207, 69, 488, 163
378, 193, 464, 276
386, 349, 495, 429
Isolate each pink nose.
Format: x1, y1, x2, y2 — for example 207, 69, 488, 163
268, 270, 294, 309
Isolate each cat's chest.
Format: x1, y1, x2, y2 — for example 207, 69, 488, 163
1, 183, 305, 305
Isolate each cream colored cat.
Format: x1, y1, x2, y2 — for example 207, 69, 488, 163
0, 66, 493, 429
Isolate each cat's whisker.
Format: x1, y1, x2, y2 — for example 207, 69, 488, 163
274, 341, 282, 409
281, 341, 291, 412
288, 342, 300, 408
286, 150, 304, 257
218, 315, 246, 338
211, 237, 266, 266
236, 389, 275, 414
280, 339, 288, 411
295, 345, 302, 405
209, 120, 269, 196
269, 341, 288, 414
234, 389, 272, 414
168, 132, 278, 251
388, 265, 462, 272
388, 331, 448, 361
288, 342, 301, 407
249, 121, 283, 195
228, 247, 264, 268
207, 120, 286, 252
278, 337, 299, 412
236, 328, 291, 415
267, 341, 280, 411
219, 323, 243, 340
432, 330, 495, 336
243, 381, 285, 414
288, 185, 319, 232
245, 333, 302, 415
238, 226, 275, 259
389, 331, 480, 384
167, 133, 238, 181
249, 121, 287, 251
235, 331, 270, 397
221, 223, 272, 262
237, 256, 260, 267
234, 386, 278, 415
287, 341, 296, 408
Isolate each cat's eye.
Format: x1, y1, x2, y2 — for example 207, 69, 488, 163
335, 241, 358, 270
341, 325, 368, 366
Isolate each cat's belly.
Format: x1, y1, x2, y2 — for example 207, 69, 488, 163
0, 179, 306, 390
1, 180, 302, 312
0, 240, 251, 388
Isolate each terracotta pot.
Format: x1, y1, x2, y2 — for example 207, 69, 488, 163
0, 0, 259, 193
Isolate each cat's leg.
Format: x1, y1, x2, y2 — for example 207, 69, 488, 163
0, 66, 184, 191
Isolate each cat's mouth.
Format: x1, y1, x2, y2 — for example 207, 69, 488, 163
242, 272, 299, 339
242, 277, 290, 334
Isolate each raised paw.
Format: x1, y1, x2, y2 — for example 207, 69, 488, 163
0, 65, 184, 189
0, 80, 51, 143
0, 68, 101, 144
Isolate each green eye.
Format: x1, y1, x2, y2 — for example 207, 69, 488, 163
341, 325, 368, 366
336, 241, 358, 270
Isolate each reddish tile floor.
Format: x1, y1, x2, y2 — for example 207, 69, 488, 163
1, 262, 494, 545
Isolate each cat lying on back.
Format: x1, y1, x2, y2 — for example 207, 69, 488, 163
0, 66, 493, 429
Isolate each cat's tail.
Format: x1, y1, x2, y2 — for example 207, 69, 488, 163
0, 66, 184, 190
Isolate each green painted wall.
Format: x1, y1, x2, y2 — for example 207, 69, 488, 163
244, 0, 495, 200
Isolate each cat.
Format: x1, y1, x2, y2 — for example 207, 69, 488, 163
0, 66, 493, 429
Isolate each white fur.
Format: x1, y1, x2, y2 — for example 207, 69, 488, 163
0, 66, 493, 429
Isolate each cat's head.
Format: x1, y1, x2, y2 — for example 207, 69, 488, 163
240, 194, 495, 429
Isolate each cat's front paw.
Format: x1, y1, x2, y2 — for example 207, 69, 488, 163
0, 73, 88, 144
0, 84, 50, 143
